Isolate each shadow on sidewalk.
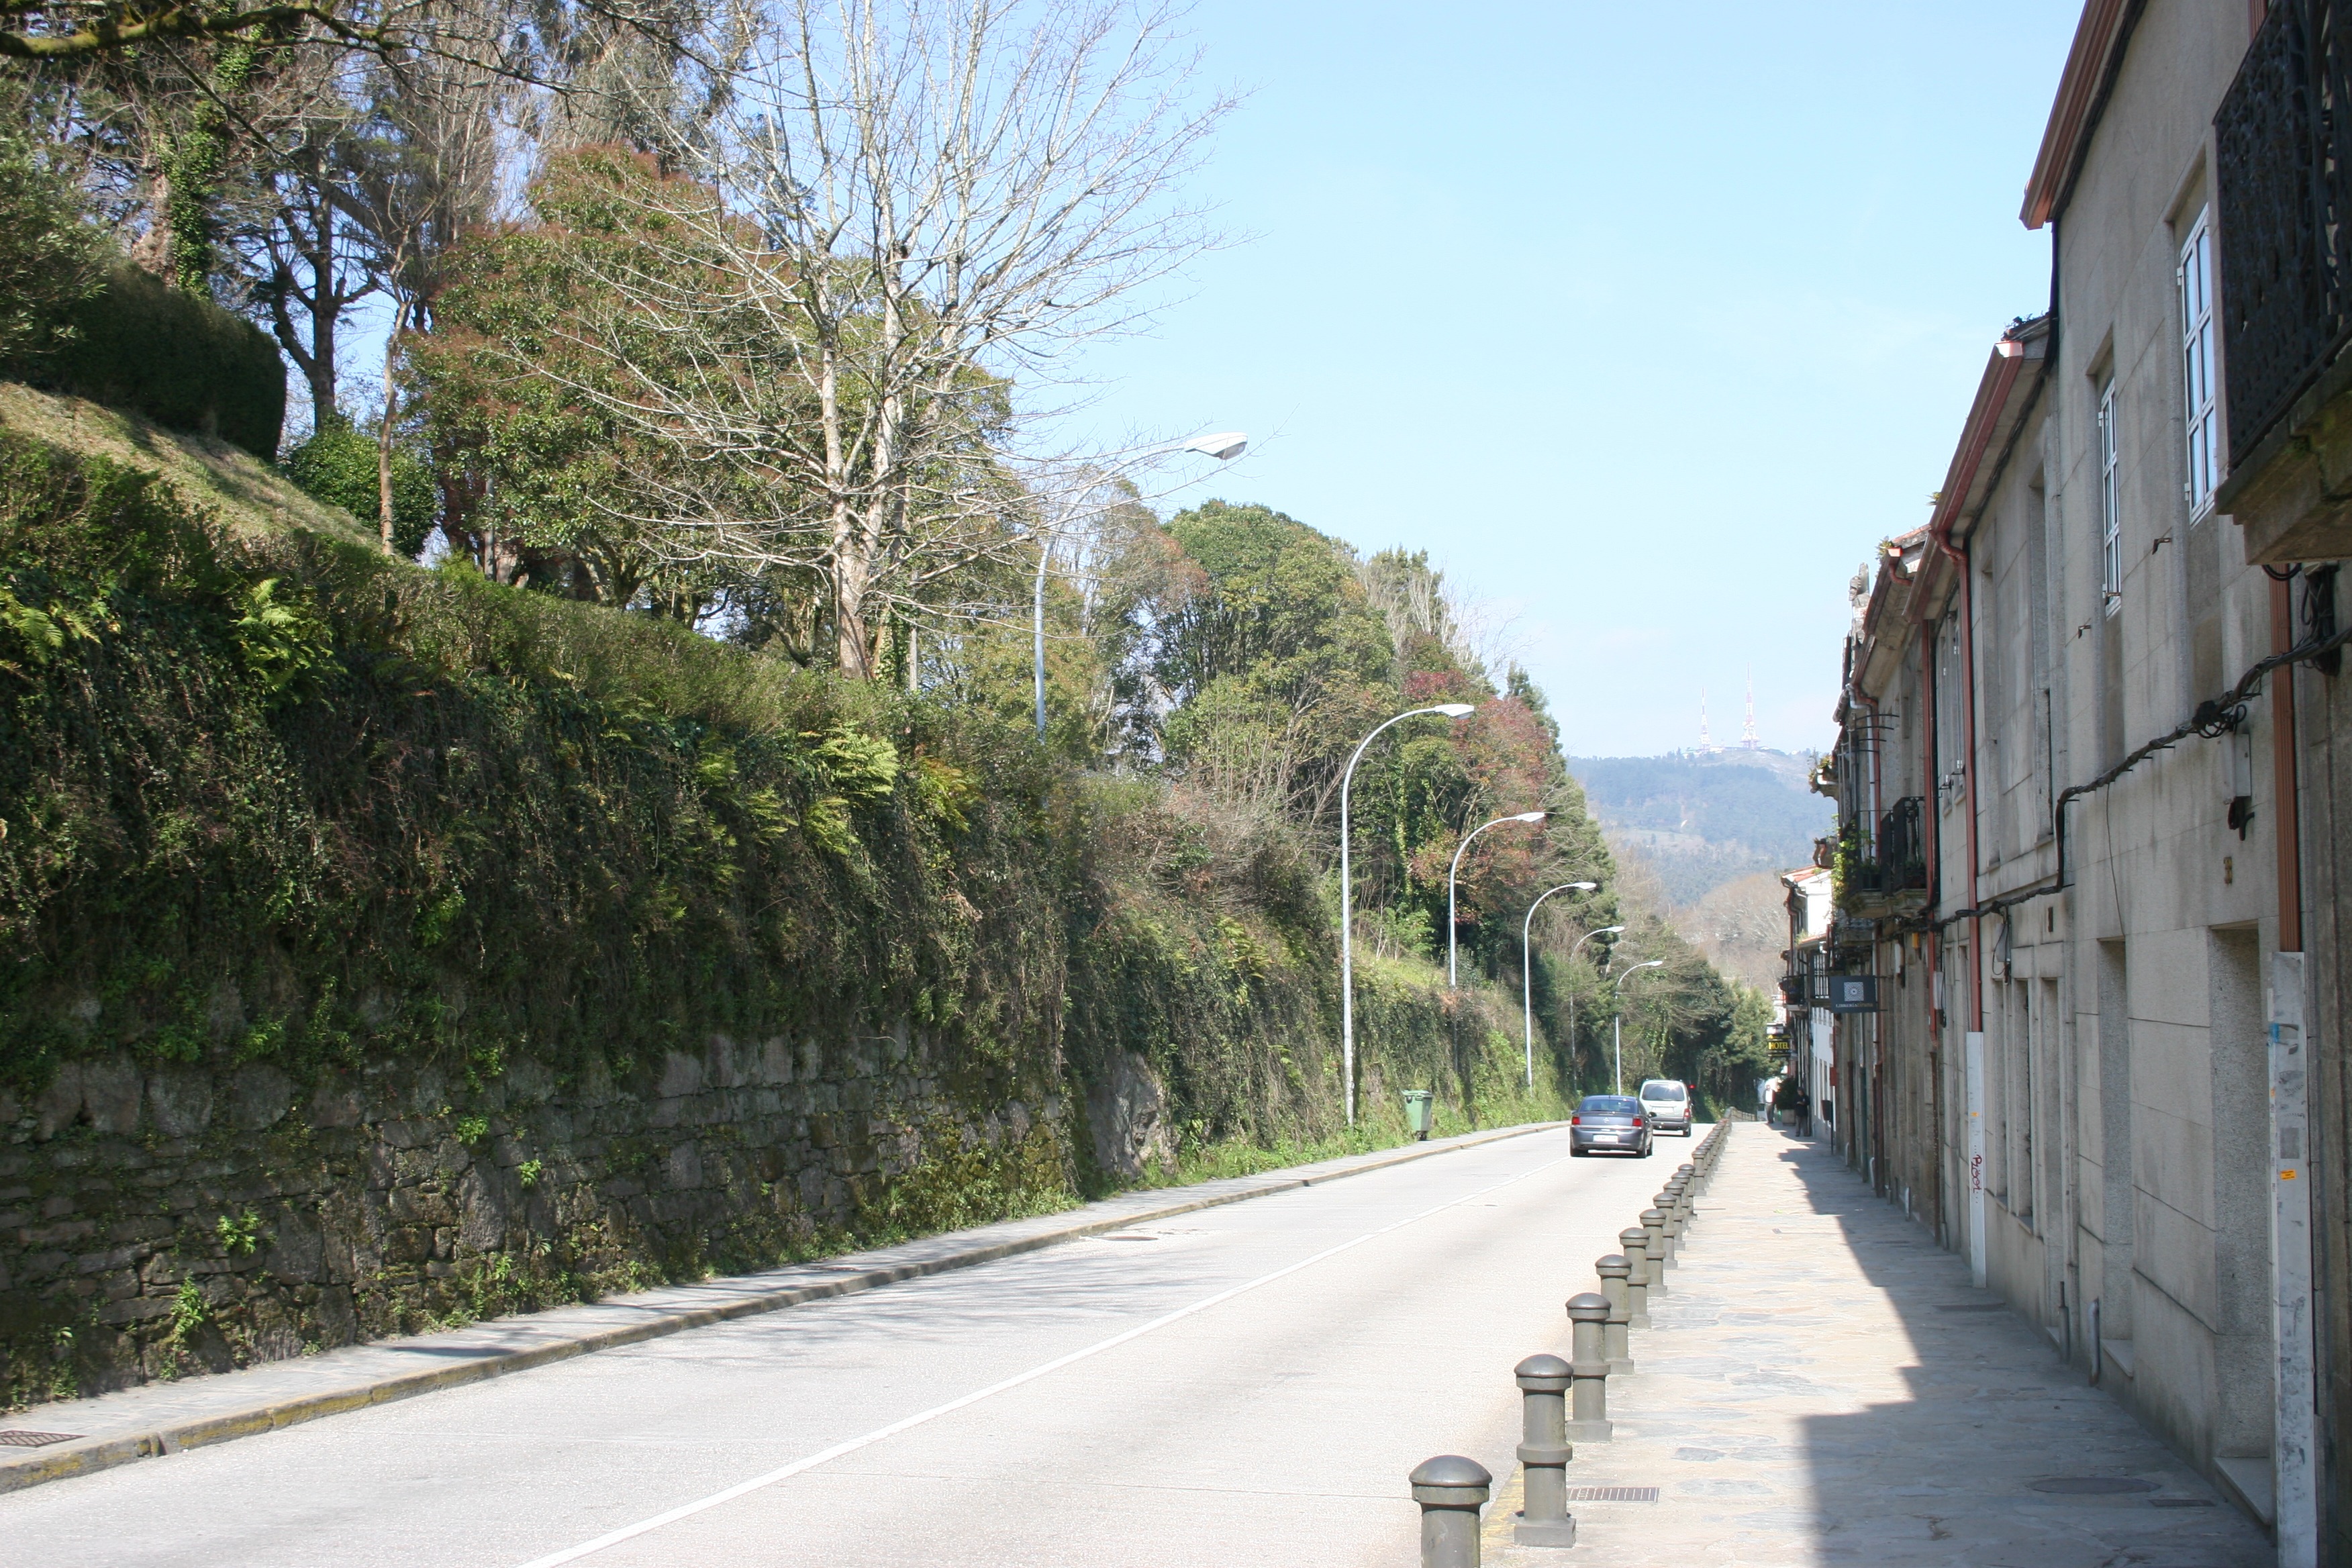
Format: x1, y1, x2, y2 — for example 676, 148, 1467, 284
1722, 1127, 2270, 1568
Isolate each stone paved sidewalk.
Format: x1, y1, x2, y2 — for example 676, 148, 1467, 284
1482, 1122, 2271, 1567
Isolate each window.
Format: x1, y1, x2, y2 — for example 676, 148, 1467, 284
2098, 380, 2122, 613
2181, 209, 2218, 513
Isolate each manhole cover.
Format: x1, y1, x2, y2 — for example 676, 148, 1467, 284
0, 1431, 79, 1448
2029, 1476, 2159, 1495
1565, 1486, 1659, 1502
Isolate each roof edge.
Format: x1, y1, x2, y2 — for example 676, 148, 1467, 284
2021, 0, 2138, 230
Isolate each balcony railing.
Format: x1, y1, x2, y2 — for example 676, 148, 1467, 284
2216, 0, 2352, 465
1833, 797, 1926, 908
1875, 796, 1926, 891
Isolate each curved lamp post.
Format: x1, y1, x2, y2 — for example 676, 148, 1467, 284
1520, 882, 1598, 1089
1563, 923, 1626, 1085
1034, 431, 1247, 737
1339, 702, 1477, 1125
1447, 812, 1547, 989
1612, 959, 1667, 1094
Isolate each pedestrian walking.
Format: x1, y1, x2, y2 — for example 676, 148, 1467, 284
1757, 1075, 1778, 1126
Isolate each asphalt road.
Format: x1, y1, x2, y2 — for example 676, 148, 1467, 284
0, 1124, 1689, 1567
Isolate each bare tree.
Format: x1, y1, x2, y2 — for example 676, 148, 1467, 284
226, 77, 379, 430
500, 0, 1228, 675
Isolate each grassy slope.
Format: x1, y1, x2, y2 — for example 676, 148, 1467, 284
0, 383, 373, 550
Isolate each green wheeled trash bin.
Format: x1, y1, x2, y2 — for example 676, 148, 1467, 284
1403, 1089, 1434, 1140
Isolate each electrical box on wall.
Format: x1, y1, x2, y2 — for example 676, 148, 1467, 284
2227, 726, 2255, 839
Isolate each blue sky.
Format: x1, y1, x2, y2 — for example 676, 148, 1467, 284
1063, 1, 2084, 756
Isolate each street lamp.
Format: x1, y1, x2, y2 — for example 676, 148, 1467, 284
1032, 431, 1247, 738
1447, 812, 1547, 989
1563, 923, 1626, 1085
1612, 959, 1666, 1095
1339, 702, 1477, 1125
1521, 882, 1598, 1089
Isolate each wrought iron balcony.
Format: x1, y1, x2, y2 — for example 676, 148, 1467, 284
1875, 796, 1926, 892
1830, 797, 1925, 914
2216, 0, 2352, 466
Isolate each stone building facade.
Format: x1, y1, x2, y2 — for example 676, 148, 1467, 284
1814, 5, 2352, 1560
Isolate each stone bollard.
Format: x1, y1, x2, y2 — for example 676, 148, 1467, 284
1677, 1164, 1700, 1225
1641, 1207, 1671, 1293
1595, 1255, 1634, 1371
1618, 1227, 1653, 1328
1511, 1356, 1577, 1547
1411, 1455, 1491, 1568
1565, 1293, 1613, 1442
1659, 1186, 1685, 1257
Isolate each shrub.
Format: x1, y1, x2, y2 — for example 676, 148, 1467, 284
282, 416, 436, 557
34, 265, 285, 460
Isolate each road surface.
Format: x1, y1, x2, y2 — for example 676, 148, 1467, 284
0, 1124, 1685, 1567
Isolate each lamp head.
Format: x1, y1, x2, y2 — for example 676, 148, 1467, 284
1600, 924, 1626, 934
1512, 811, 1548, 824
1568, 881, 1598, 891
1434, 703, 1475, 718
1184, 430, 1248, 462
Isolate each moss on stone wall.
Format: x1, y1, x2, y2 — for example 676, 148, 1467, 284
0, 421, 1565, 1410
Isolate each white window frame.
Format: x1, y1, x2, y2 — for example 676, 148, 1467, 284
2098, 380, 2122, 614
2180, 209, 2218, 514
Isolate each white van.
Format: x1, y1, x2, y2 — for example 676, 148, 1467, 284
1637, 1079, 1694, 1136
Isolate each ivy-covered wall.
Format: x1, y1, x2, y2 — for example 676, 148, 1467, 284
0, 426, 1557, 1410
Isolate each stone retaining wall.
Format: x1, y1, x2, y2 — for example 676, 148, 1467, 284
0, 1026, 1067, 1410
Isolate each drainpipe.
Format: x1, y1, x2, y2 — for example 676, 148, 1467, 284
1934, 522, 1984, 1037
1920, 334, 2024, 1040
1939, 502, 1992, 1291
1920, 622, 1947, 1246
2269, 575, 2303, 951
1916, 330, 2019, 1287
1859, 689, 1887, 1197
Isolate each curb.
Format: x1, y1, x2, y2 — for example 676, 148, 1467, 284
0, 1118, 1562, 1497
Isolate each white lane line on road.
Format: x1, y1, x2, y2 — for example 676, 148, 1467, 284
509, 1137, 1575, 1568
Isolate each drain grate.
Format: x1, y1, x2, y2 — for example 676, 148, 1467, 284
2029, 1476, 2157, 1495
1565, 1486, 1660, 1503
1934, 1302, 2006, 1312
0, 1430, 79, 1448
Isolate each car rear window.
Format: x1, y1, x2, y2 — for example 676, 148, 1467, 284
1579, 1096, 1640, 1114
1640, 1083, 1686, 1100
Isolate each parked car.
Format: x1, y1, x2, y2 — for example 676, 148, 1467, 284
1638, 1079, 1694, 1136
1569, 1094, 1653, 1157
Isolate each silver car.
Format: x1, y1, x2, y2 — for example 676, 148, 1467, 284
1638, 1079, 1694, 1136
1569, 1094, 1653, 1157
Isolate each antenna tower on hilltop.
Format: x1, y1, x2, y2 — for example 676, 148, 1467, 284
1698, 687, 1714, 753
1742, 667, 1761, 750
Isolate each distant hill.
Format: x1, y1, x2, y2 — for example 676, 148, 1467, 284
1565, 748, 1830, 910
